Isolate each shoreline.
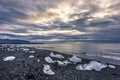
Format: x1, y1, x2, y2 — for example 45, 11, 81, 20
0, 45, 120, 80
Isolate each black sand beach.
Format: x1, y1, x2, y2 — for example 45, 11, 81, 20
0, 45, 120, 80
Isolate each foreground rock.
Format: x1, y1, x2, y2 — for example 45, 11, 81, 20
0, 45, 120, 80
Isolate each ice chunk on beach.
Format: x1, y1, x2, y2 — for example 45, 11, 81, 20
57, 60, 66, 66
29, 55, 34, 58
50, 52, 64, 59
29, 51, 35, 53
45, 56, 55, 63
3, 56, 16, 61
43, 65, 55, 75
108, 65, 116, 68
23, 48, 29, 52
7, 48, 10, 51
43, 64, 51, 70
69, 55, 81, 63
76, 61, 107, 71
7, 47, 15, 51
57, 60, 71, 66
38, 59, 40, 62
63, 60, 71, 65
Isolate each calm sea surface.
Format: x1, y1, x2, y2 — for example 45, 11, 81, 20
14, 42, 120, 54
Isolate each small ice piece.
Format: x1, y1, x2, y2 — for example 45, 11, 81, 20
7, 48, 11, 51
76, 64, 93, 70
29, 55, 34, 58
10, 45, 14, 48
76, 61, 107, 71
3, 56, 16, 61
63, 60, 71, 65
57, 60, 71, 66
29, 51, 35, 53
43, 64, 51, 70
57, 60, 65, 66
50, 52, 64, 59
23, 48, 29, 52
38, 59, 40, 62
43, 65, 55, 75
69, 55, 81, 63
45, 56, 55, 63
108, 65, 116, 68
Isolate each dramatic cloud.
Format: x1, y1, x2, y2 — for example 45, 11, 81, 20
0, 0, 120, 42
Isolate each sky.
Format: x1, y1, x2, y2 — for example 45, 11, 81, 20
0, 0, 120, 42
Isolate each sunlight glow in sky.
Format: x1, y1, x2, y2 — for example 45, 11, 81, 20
0, 0, 120, 42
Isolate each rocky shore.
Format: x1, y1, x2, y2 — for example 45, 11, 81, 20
0, 45, 120, 80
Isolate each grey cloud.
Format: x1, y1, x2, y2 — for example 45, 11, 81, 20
88, 20, 113, 27
0, 0, 120, 42
0, 33, 30, 40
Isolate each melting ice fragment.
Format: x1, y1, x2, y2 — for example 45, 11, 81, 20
22, 48, 29, 52
45, 56, 55, 63
38, 59, 40, 62
3, 56, 16, 61
29, 51, 35, 53
50, 52, 64, 59
76, 61, 107, 71
69, 55, 81, 63
57, 60, 66, 66
63, 60, 71, 65
57, 60, 71, 66
43, 64, 55, 75
29, 55, 34, 58
7, 48, 10, 51
108, 65, 116, 68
